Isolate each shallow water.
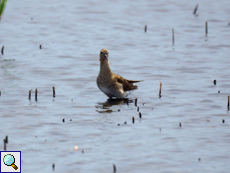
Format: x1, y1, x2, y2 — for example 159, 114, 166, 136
0, 0, 230, 172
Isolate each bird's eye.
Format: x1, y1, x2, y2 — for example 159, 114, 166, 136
100, 52, 103, 54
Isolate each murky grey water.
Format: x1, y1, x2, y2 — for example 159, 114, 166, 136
1, 0, 230, 172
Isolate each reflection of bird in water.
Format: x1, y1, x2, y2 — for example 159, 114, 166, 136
96, 98, 133, 113
97, 49, 142, 99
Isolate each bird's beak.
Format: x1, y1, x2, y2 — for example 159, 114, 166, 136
105, 54, 108, 61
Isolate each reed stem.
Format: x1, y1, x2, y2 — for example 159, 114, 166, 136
35, 88, 37, 101
53, 86, 55, 97
193, 4, 199, 15
145, 25, 147, 33
159, 82, 162, 98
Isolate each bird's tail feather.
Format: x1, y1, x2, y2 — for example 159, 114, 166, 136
128, 80, 143, 84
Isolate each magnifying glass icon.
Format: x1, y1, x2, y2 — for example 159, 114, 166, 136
3, 154, 18, 170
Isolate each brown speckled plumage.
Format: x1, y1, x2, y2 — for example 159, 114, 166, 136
97, 49, 142, 98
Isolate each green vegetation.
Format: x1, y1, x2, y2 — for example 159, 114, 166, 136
0, 0, 7, 20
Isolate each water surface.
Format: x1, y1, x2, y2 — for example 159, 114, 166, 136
0, 0, 230, 172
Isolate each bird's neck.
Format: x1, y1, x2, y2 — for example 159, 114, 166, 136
99, 60, 113, 78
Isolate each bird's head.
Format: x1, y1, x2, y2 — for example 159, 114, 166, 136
99, 49, 109, 61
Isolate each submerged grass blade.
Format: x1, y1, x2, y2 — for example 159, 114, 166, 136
0, 0, 7, 19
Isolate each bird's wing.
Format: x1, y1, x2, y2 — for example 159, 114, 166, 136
113, 73, 142, 91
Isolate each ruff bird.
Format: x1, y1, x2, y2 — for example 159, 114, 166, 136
97, 48, 142, 99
